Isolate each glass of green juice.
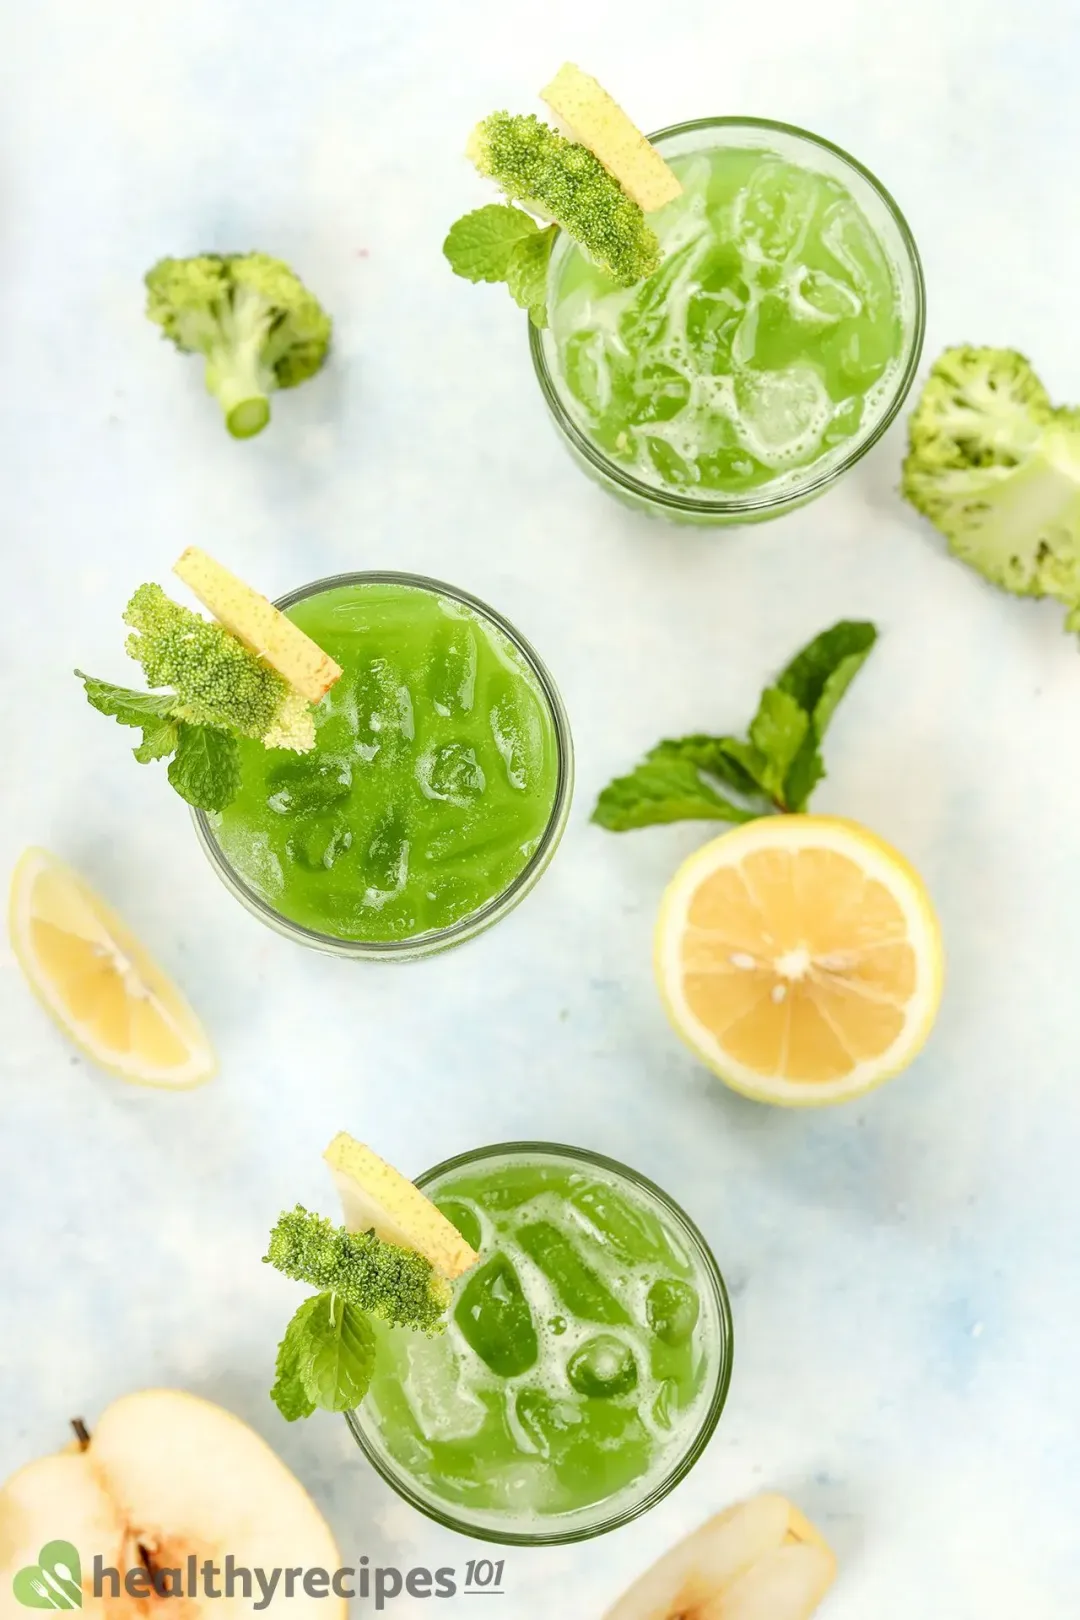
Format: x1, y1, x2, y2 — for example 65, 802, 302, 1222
192, 573, 573, 960
347, 1142, 733, 1545
530, 117, 925, 525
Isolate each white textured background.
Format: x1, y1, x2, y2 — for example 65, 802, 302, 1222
3, 1, 1080, 1613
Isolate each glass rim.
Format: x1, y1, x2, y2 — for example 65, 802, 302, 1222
528, 113, 927, 517
191, 571, 574, 960
346, 1140, 735, 1546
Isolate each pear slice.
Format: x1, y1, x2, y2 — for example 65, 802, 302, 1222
716, 1544, 837, 1619
325, 1132, 479, 1281
173, 547, 342, 705
0, 1392, 345, 1620
540, 63, 683, 212
604, 1494, 836, 1620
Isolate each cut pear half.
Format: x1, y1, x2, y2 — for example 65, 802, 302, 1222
604, 1494, 837, 1620
0, 1391, 346, 1620
325, 1132, 480, 1281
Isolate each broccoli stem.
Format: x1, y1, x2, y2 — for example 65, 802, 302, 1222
207, 363, 271, 439
202, 287, 276, 439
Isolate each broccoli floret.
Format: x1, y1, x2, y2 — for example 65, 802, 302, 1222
264, 1207, 448, 1333
468, 112, 660, 285
903, 347, 1080, 620
145, 253, 331, 439
123, 584, 315, 750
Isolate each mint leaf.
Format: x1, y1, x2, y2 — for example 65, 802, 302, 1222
747, 687, 811, 800
775, 622, 878, 809
133, 718, 180, 763
302, 1292, 377, 1412
777, 622, 877, 736
77, 673, 177, 726
506, 226, 557, 327
781, 740, 826, 813
443, 205, 538, 284
77, 671, 183, 767
271, 1295, 321, 1422
167, 723, 241, 811
592, 746, 758, 832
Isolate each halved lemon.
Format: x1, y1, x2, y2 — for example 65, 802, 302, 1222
655, 816, 944, 1107
9, 848, 215, 1088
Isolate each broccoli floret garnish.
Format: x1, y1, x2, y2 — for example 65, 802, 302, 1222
469, 112, 660, 285
903, 346, 1080, 625
264, 1206, 449, 1334
145, 253, 331, 439
77, 584, 317, 812
124, 584, 291, 739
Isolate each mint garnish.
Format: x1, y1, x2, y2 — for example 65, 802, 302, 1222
167, 723, 241, 812
443, 204, 555, 327
593, 621, 878, 831
272, 1291, 376, 1420
264, 1207, 450, 1422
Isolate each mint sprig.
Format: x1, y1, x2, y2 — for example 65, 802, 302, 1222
76, 672, 239, 813
593, 621, 878, 831
443, 204, 556, 328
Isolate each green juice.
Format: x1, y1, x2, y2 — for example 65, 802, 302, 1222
352, 1146, 732, 1541
208, 579, 565, 946
545, 127, 918, 509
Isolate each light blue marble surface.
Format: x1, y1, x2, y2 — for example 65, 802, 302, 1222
3, 1, 1080, 1612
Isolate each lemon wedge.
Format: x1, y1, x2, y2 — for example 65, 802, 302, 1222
325, 1132, 479, 1280
655, 815, 944, 1106
9, 848, 215, 1087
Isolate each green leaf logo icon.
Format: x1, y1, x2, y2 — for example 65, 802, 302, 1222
12, 1543, 82, 1609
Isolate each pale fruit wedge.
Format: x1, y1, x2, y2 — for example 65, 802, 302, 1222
540, 63, 683, 212
604, 1494, 836, 1620
325, 1132, 479, 1280
0, 1451, 123, 1620
9, 849, 215, 1088
0, 1391, 345, 1620
656, 816, 944, 1107
174, 547, 342, 705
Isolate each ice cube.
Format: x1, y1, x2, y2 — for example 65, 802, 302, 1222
734, 158, 821, 265
510, 1389, 582, 1461
567, 1334, 639, 1398
646, 1278, 701, 1347
733, 365, 829, 465
348, 656, 412, 758
454, 1252, 539, 1378
285, 813, 354, 873
265, 755, 352, 817
487, 675, 545, 793
426, 619, 478, 717
415, 742, 486, 806
821, 196, 892, 306
516, 1222, 630, 1325
570, 1182, 689, 1271
792, 267, 863, 323
360, 803, 410, 907
403, 1332, 486, 1443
